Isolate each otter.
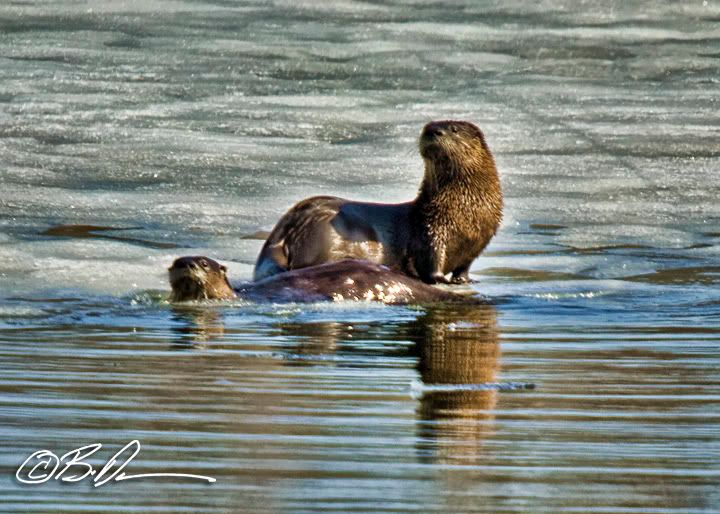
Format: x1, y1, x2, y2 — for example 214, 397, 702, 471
168, 256, 236, 302
253, 120, 502, 284
168, 256, 475, 304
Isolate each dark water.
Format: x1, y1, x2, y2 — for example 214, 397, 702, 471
1, 1, 719, 513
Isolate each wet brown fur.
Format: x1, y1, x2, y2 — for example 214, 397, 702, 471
253, 120, 502, 284
169, 256, 476, 305
168, 256, 236, 302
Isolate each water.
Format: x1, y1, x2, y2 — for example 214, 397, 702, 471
1, 1, 719, 512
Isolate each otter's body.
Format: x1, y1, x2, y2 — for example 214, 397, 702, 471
253, 198, 413, 279
254, 120, 502, 284
242, 259, 470, 304
169, 257, 473, 305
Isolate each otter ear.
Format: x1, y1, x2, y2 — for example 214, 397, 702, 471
220, 265, 228, 274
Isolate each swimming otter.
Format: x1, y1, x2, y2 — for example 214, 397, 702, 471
253, 120, 502, 284
168, 256, 236, 302
168, 256, 475, 304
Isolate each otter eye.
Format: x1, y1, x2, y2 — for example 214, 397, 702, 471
200, 260, 209, 268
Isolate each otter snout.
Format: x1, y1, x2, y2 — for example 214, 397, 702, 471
419, 119, 488, 162
419, 120, 457, 158
421, 120, 484, 141
422, 121, 451, 140
169, 257, 205, 289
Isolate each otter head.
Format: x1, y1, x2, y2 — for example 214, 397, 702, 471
168, 256, 236, 302
418, 120, 495, 188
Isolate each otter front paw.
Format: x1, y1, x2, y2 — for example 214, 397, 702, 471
430, 272, 452, 284
451, 274, 472, 284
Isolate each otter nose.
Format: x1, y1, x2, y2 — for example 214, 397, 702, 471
171, 258, 195, 270
423, 122, 449, 139
427, 126, 445, 138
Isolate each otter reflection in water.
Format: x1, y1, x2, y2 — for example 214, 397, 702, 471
407, 303, 500, 465
169, 305, 226, 348
261, 302, 504, 465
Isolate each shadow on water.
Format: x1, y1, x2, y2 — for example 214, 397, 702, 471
40, 224, 181, 250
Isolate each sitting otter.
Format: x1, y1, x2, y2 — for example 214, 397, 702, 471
253, 120, 502, 284
169, 256, 475, 304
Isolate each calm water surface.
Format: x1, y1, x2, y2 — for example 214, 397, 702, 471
1, 1, 719, 512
